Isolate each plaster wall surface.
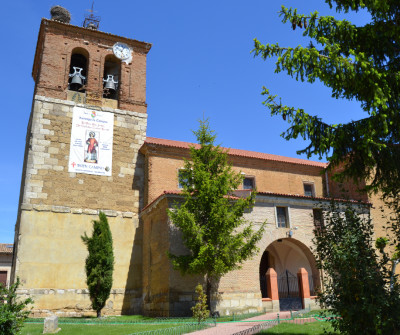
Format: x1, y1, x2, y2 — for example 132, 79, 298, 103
15, 210, 142, 316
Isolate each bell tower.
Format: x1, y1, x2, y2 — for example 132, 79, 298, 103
12, 7, 151, 316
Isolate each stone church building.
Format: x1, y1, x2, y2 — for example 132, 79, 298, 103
11, 10, 386, 317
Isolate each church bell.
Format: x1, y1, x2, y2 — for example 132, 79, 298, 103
69, 67, 86, 90
103, 74, 118, 91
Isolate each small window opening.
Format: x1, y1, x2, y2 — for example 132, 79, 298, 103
103, 55, 120, 100
178, 170, 185, 189
69, 53, 87, 92
243, 177, 255, 190
304, 183, 315, 197
313, 209, 324, 230
178, 169, 190, 189
276, 207, 289, 228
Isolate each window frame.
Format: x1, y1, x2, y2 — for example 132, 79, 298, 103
243, 176, 256, 190
178, 168, 193, 189
275, 206, 290, 228
177, 169, 186, 189
303, 182, 315, 197
312, 208, 324, 230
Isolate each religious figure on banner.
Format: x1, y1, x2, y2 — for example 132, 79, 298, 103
85, 131, 98, 163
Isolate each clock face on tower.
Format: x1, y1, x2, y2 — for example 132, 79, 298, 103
112, 42, 132, 62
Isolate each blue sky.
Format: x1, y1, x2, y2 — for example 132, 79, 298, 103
0, 1, 369, 243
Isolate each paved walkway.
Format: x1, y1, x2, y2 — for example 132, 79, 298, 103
188, 311, 291, 335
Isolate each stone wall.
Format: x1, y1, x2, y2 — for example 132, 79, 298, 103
141, 193, 326, 316
15, 209, 143, 316
20, 96, 146, 210
13, 95, 147, 315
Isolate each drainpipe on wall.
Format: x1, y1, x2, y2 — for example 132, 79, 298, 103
325, 171, 330, 197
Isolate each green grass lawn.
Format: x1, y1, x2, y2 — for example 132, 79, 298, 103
258, 321, 338, 334
22, 315, 213, 335
21, 323, 187, 335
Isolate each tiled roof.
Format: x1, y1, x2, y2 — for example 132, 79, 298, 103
144, 137, 328, 168
141, 190, 369, 215
140, 190, 241, 213
255, 191, 369, 205
0, 244, 13, 254
141, 190, 181, 213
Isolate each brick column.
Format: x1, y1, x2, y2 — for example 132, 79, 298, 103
262, 268, 279, 312
297, 268, 311, 309
266, 268, 279, 300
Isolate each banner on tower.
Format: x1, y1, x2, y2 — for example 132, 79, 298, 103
68, 107, 114, 176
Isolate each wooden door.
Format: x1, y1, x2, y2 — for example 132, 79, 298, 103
0, 271, 7, 286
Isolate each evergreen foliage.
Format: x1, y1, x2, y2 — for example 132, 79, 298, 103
313, 202, 400, 334
191, 284, 209, 324
81, 212, 114, 318
0, 278, 33, 335
168, 119, 266, 310
252, 1, 400, 199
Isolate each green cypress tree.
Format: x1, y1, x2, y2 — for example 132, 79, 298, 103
168, 119, 266, 312
81, 212, 114, 318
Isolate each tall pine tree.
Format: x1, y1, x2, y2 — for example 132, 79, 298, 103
168, 120, 266, 311
81, 212, 114, 318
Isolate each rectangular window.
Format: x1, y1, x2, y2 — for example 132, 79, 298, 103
178, 170, 187, 189
313, 209, 324, 230
243, 177, 255, 190
304, 183, 315, 197
276, 207, 289, 228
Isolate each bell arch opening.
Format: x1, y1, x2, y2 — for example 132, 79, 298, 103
103, 55, 121, 100
68, 48, 89, 92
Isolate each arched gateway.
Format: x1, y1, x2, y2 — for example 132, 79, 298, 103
260, 238, 320, 311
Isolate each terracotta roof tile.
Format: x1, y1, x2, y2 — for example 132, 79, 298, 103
144, 137, 327, 168
255, 191, 369, 205
0, 244, 13, 254
141, 190, 369, 215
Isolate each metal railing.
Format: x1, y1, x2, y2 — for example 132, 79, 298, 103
126, 322, 215, 335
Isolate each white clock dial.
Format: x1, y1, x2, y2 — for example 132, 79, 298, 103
112, 42, 131, 61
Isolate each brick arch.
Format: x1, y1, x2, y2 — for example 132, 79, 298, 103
260, 238, 320, 298
68, 47, 90, 91
102, 54, 121, 100
70, 46, 90, 58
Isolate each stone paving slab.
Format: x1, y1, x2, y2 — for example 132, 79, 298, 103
188, 311, 291, 335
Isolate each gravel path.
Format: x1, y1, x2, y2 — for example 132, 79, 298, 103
188, 311, 291, 335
